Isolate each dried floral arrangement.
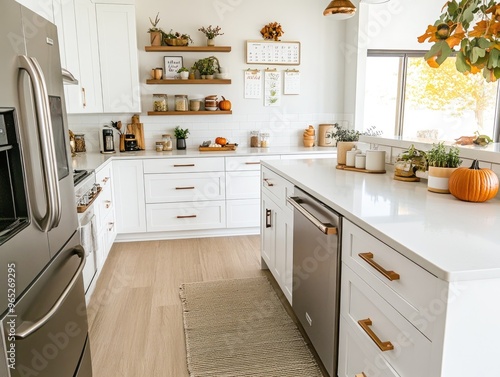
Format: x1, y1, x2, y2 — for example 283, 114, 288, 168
260, 22, 284, 41
198, 25, 224, 39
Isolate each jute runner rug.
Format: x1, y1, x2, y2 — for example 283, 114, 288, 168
179, 276, 323, 377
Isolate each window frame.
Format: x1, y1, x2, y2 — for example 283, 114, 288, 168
367, 50, 500, 142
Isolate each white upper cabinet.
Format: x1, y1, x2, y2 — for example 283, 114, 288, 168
95, 4, 141, 113
16, 0, 54, 22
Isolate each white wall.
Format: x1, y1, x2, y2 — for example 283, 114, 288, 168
69, 0, 349, 151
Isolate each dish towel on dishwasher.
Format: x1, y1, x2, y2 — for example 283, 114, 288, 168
80, 214, 98, 256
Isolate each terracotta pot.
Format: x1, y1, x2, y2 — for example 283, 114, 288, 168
336, 141, 356, 165
428, 166, 457, 193
150, 31, 162, 46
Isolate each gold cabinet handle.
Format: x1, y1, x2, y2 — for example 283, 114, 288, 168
107, 222, 114, 231
174, 164, 195, 167
245, 161, 260, 165
263, 178, 274, 186
82, 87, 87, 108
102, 176, 110, 184
105, 200, 111, 209
175, 186, 195, 190
358, 252, 400, 281
358, 318, 394, 352
355, 373, 367, 377
177, 215, 197, 219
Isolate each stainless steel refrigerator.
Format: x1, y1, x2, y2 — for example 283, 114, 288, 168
0, 1, 92, 376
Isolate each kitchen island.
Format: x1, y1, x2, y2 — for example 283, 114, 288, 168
262, 158, 500, 376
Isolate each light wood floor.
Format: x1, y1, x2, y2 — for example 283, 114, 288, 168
87, 236, 328, 377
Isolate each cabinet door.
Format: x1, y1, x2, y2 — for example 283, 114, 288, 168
68, 0, 103, 113
113, 160, 146, 233
95, 4, 140, 113
16, 0, 54, 22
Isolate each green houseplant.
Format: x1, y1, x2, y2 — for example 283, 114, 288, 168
418, 0, 500, 82
333, 124, 381, 165
174, 126, 189, 150
147, 13, 163, 46
198, 25, 224, 46
394, 144, 428, 179
177, 67, 189, 80
164, 30, 193, 46
193, 56, 219, 79
426, 142, 463, 193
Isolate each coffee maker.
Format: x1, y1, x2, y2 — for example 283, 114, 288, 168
100, 128, 116, 154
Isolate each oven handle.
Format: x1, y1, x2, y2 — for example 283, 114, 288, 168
15, 246, 86, 339
287, 196, 337, 235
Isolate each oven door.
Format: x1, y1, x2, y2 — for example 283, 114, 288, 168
0, 231, 92, 377
79, 206, 98, 295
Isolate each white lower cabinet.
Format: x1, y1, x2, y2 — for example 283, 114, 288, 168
113, 160, 146, 233
261, 167, 294, 304
226, 198, 260, 228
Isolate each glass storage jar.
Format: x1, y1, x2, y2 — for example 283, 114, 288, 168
260, 132, 270, 148
74, 134, 86, 152
250, 131, 260, 148
175, 95, 188, 111
162, 134, 173, 151
153, 94, 168, 112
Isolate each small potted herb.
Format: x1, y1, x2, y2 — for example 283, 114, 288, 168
332, 124, 381, 165
174, 126, 189, 150
426, 142, 462, 193
177, 67, 189, 80
198, 25, 224, 46
394, 144, 428, 179
147, 13, 162, 46
164, 30, 193, 46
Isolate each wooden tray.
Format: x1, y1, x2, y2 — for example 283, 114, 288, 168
199, 144, 237, 152
77, 187, 102, 213
336, 164, 386, 174
394, 175, 420, 182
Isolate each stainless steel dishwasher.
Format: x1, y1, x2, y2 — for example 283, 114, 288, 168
287, 187, 341, 377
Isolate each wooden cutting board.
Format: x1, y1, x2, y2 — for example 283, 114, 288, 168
199, 144, 238, 151
126, 123, 145, 150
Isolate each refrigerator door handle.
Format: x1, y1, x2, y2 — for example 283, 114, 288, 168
15, 246, 86, 339
18, 55, 61, 231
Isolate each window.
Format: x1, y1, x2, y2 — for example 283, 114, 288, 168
363, 51, 500, 142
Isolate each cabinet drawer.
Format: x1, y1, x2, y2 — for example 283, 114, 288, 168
226, 199, 260, 228
97, 182, 113, 224
146, 201, 226, 232
95, 161, 112, 188
225, 155, 280, 171
226, 171, 260, 199
261, 167, 294, 211
339, 318, 400, 377
144, 172, 225, 203
341, 265, 431, 377
143, 157, 224, 173
342, 220, 439, 339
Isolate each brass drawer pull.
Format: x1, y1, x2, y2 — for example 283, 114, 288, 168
355, 373, 367, 377
105, 200, 112, 209
107, 222, 114, 231
358, 318, 394, 352
174, 164, 195, 167
358, 252, 400, 281
175, 186, 195, 190
245, 161, 260, 165
263, 178, 274, 186
177, 215, 197, 219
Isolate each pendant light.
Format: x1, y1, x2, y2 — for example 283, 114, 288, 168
323, 0, 357, 19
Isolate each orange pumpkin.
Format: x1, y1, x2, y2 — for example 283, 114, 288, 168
449, 160, 499, 202
218, 96, 231, 111
215, 137, 227, 146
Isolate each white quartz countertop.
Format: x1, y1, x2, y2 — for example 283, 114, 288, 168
262, 159, 500, 282
71, 146, 336, 171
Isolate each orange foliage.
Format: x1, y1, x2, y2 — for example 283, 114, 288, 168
418, 25, 438, 43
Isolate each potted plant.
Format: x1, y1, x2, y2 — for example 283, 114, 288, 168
418, 0, 500, 82
394, 144, 428, 180
164, 30, 193, 46
193, 57, 219, 79
198, 25, 224, 46
177, 67, 189, 80
147, 13, 162, 46
174, 126, 189, 150
426, 142, 463, 193
332, 125, 381, 165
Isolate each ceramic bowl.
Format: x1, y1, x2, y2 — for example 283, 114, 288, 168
205, 106, 218, 111
303, 139, 314, 147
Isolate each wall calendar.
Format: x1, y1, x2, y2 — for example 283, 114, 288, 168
246, 40, 301, 65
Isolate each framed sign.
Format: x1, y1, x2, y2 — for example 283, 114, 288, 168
164, 56, 183, 79
246, 40, 300, 65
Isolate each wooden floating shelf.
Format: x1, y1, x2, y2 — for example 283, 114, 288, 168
146, 79, 231, 85
145, 46, 231, 52
147, 110, 232, 116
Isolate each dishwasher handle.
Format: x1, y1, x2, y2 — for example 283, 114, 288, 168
287, 196, 337, 235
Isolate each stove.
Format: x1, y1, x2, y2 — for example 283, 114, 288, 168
73, 169, 92, 187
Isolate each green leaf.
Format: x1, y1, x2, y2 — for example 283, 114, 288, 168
488, 48, 500, 69
436, 43, 453, 65
456, 51, 471, 73
495, 67, 500, 80
448, 1, 459, 14
471, 46, 486, 63
424, 41, 445, 61
478, 37, 492, 49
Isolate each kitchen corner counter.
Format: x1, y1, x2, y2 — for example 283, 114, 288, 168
262, 158, 500, 282
71, 146, 336, 171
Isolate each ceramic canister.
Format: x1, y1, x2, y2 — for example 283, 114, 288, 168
355, 154, 366, 169
346, 149, 361, 167
365, 150, 386, 171
318, 124, 335, 147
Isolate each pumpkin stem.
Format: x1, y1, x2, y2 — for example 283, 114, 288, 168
470, 159, 480, 170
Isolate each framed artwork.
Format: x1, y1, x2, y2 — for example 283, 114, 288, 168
164, 56, 183, 79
